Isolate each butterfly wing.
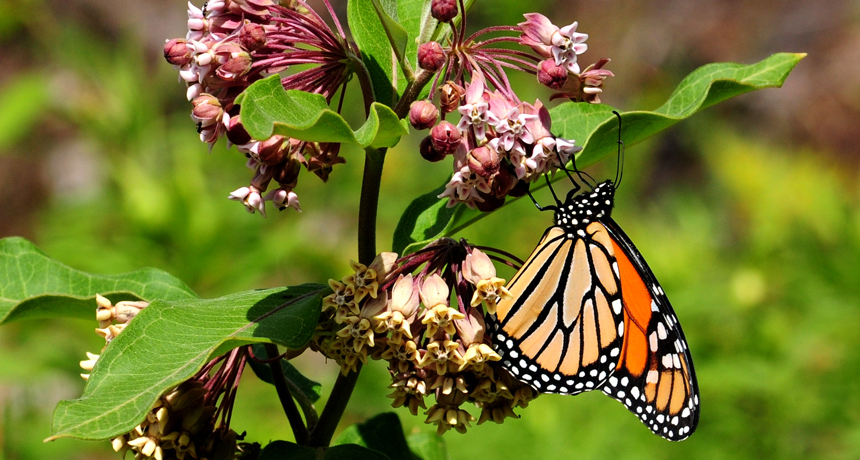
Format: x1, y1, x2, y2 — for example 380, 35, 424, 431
493, 222, 626, 394
598, 217, 700, 440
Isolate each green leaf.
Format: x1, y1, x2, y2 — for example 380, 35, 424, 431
239, 75, 407, 148
406, 433, 448, 460
393, 53, 805, 253
391, 184, 454, 254
247, 344, 322, 403
50, 284, 325, 440
369, 0, 409, 71
334, 413, 416, 460
395, 0, 427, 70
326, 444, 391, 460
348, 0, 404, 106
0, 237, 197, 324
259, 440, 316, 460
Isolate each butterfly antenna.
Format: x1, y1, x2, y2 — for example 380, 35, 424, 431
569, 154, 596, 188
612, 110, 625, 188
544, 173, 564, 208
527, 186, 556, 212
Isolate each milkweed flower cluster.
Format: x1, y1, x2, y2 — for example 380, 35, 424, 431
164, 0, 356, 217
315, 240, 539, 434
408, 9, 614, 211
80, 296, 253, 460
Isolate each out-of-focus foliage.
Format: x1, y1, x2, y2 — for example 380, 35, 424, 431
1, 0, 858, 459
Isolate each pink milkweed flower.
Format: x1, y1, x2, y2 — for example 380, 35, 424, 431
554, 138, 583, 166
518, 13, 558, 58
438, 165, 492, 209
228, 186, 267, 217
264, 187, 302, 212
493, 103, 539, 152
551, 21, 588, 74
456, 74, 497, 142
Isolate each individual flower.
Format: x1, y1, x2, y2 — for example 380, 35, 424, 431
438, 165, 492, 209
456, 73, 496, 142
228, 186, 266, 217
550, 21, 588, 74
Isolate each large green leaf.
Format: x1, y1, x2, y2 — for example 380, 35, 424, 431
392, 53, 805, 254
334, 413, 417, 460
238, 75, 408, 148
0, 237, 196, 324
348, 0, 405, 106
49, 284, 326, 440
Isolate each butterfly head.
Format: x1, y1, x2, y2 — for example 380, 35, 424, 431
554, 180, 615, 230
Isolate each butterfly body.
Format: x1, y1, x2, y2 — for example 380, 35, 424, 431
491, 179, 700, 441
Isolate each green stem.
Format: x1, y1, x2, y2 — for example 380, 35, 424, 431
264, 344, 309, 445
306, 53, 437, 451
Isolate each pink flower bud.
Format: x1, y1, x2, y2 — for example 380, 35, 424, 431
272, 158, 301, 187
490, 165, 518, 197
164, 39, 192, 66
216, 51, 253, 81
253, 135, 288, 165
475, 191, 505, 212
508, 179, 530, 197
467, 146, 500, 179
226, 115, 252, 145
418, 42, 447, 72
430, 121, 461, 155
264, 187, 302, 212
430, 0, 458, 22
420, 136, 447, 162
409, 100, 439, 130
239, 23, 267, 51
191, 94, 223, 128
537, 59, 567, 89
439, 81, 465, 114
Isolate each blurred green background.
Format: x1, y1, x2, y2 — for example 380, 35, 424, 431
1, 0, 858, 458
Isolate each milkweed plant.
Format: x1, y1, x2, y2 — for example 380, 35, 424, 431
0, 0, 802, 458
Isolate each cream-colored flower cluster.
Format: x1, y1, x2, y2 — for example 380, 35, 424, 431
315, 240, 538, 435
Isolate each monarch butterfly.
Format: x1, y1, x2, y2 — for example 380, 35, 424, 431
491, 113, 700, 441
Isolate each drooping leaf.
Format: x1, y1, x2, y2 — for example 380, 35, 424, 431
392, 53, 805, 253
238, 76, 408, 148
247, 344, 322, 403
50, 284, 326, 440
348, 0, 404, 106
326, 444, 391, 460
258, 440, 316, 460
406, 433, 448, 460
369, 0, 409, 70
334, 413, 417, 460
0, 237, 197, 324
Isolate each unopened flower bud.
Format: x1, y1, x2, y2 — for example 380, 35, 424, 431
164, 39, 193, 66
490, 166, 518, 197
420, 136, 446, 162
537, 59, 567, 89
467, 146, 500, 179
475, 191, 505, 212
430, 121, 461, 155
409, 100, 439, 130
272, 158, 301, 186
418, 42, 447, 72
253, 135, 288, 165
264, 187, 302, 212
439, 81, 465, 113
216, 51, 252, 81
226, 115, 252, 145
431, 0, 458, 22
508, 179, 530, 197
239, 22, 267, 51
191, 94, 223, 128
